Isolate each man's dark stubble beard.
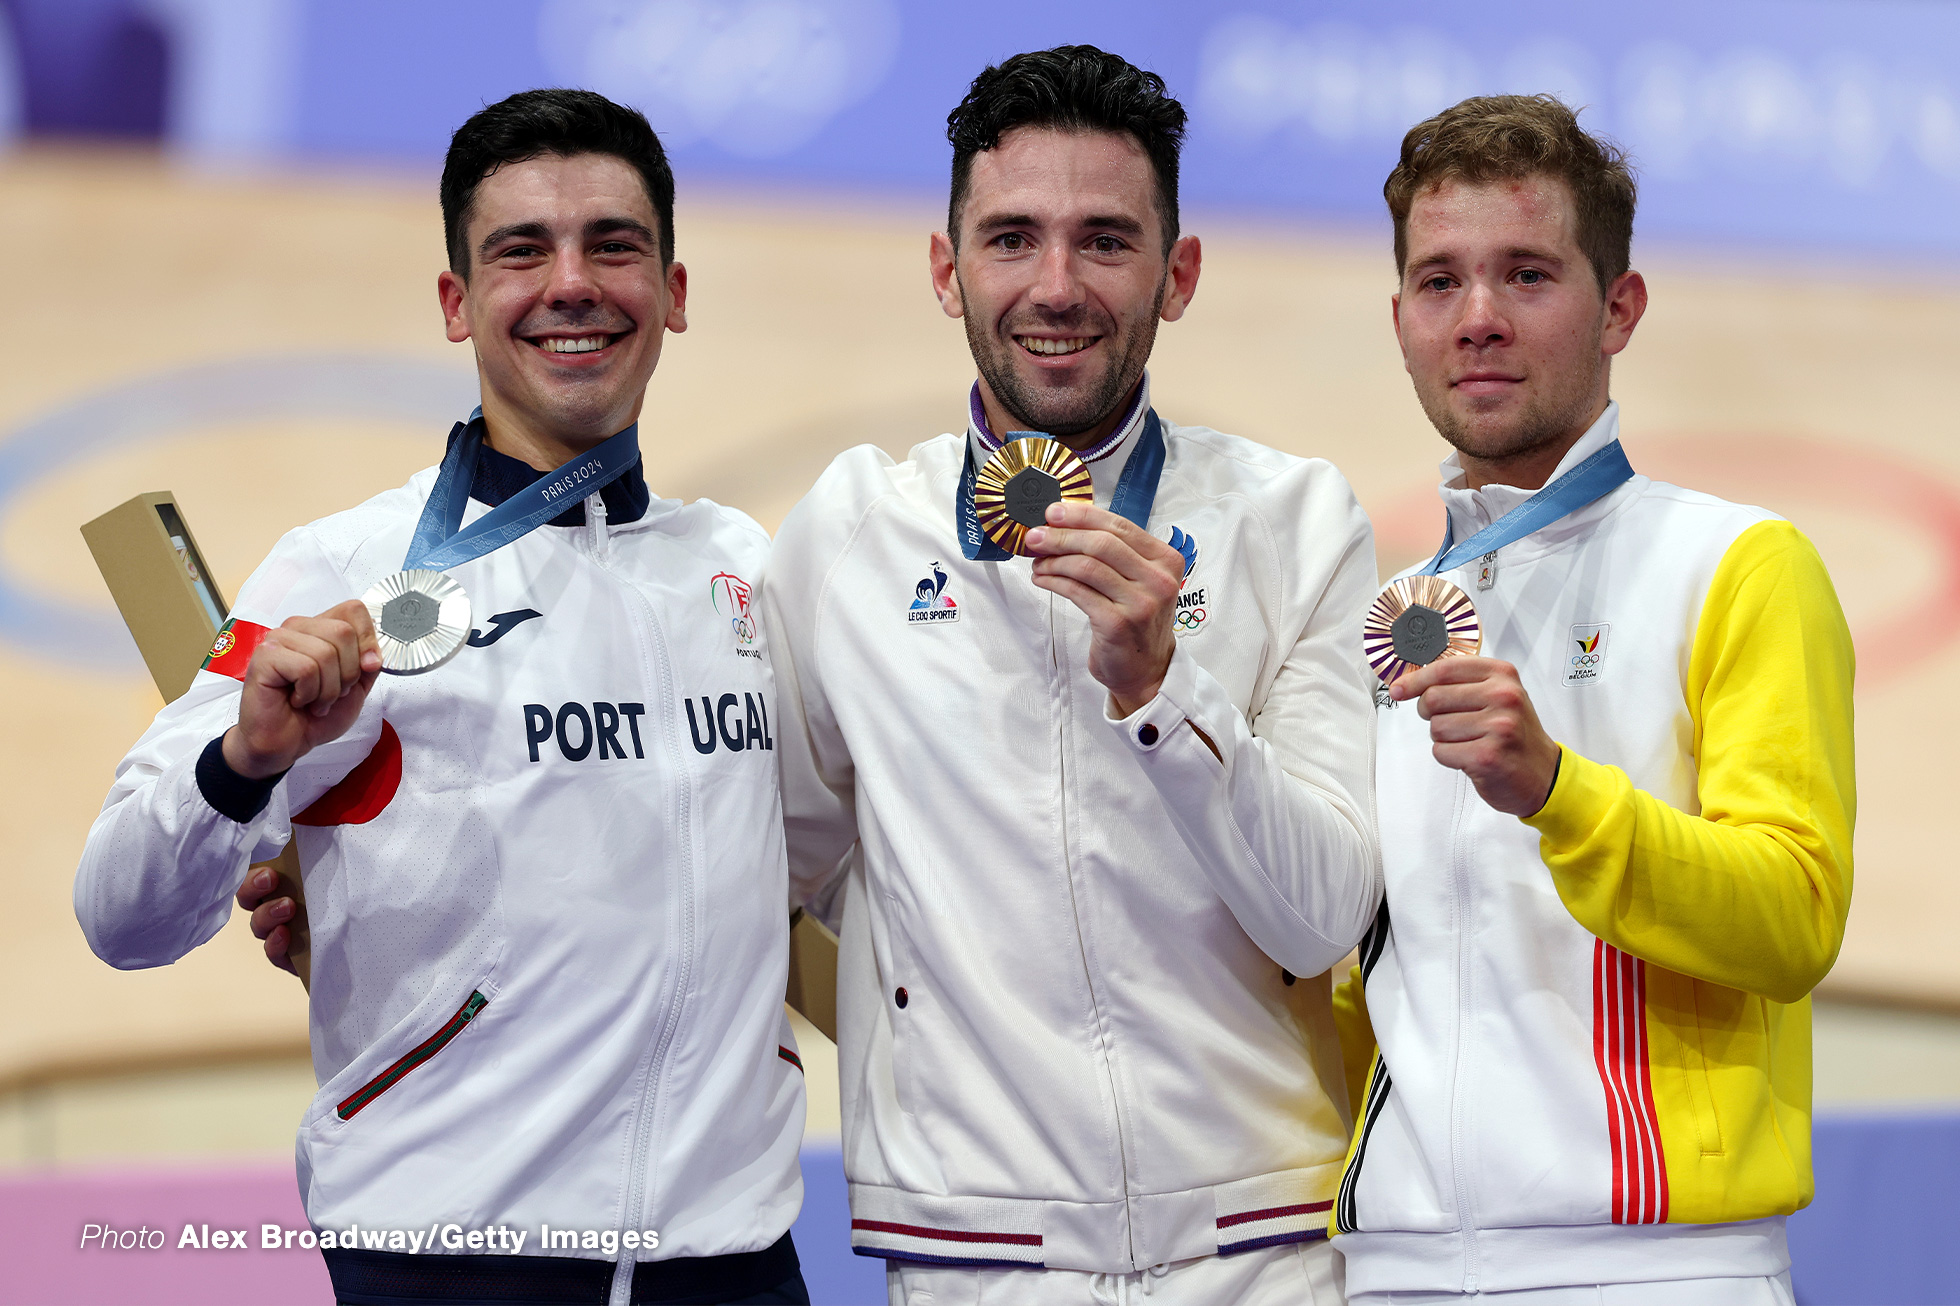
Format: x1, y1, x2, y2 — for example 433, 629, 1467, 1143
961, 267, 1167, 439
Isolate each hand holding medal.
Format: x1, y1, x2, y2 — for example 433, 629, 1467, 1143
1369, 576, 1556, 817
1368, 436, 1638, 814
220, 599, 383, 781
365, 412, 640, 675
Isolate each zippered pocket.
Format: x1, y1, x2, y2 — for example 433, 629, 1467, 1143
336, 991, 488, 1120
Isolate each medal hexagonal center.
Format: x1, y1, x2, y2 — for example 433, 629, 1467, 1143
1391, 603, 1449, 665
381, 590, 440, 643
1003, 467, 1062, 527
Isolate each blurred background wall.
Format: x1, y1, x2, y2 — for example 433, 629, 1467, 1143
0, 2, 1955, 1303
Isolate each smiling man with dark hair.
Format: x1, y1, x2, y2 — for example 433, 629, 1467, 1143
76, 89, 811, 1306
763, 46, 1378, 1306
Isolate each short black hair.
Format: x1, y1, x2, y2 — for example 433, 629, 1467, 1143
440, 89, 676, 276
945, 46, 1186, 252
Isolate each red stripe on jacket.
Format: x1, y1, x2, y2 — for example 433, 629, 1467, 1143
850, 1220, 1041, 1247
1593, 939, 1670, 1224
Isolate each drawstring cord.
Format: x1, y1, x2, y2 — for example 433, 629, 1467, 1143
1090, 1262, 1173, 1304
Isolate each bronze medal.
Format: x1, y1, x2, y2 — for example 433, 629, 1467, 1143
1364, 575, 1481, 687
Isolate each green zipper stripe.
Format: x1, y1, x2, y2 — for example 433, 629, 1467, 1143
337, 991, 488, 1120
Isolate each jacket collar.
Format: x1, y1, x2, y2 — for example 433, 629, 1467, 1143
449, 423, 651, 526
964, 374, 1152, 508
1438, 400, 1620, 545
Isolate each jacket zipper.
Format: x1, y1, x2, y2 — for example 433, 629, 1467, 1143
584, 495, 698, 1306
336, 991, 488, 1120
1446, 775, 1480, 1290
1047, 588, 1141, 1268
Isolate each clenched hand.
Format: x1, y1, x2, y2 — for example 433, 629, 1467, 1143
220, 600, 382, 780
1024, 501, 1186, 717
1389, 656, 1562, 817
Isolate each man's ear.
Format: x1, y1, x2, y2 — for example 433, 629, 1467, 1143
1600, 269, 1647, 358
929, 231, 963, 319
1391, 290, 1411, 373
664, 261, 689, 334
1158, 235, 1202, 323
438, 269, 471, 344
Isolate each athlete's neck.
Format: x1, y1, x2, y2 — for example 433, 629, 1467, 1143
979, 376, 1143, 455
1457, 397, 1609, 492
480, 396, 645, 472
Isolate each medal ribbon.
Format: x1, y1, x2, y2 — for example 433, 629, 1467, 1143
404, 410, 641, 572
1419, 439, 1634, 577
958, 409, 1167, 561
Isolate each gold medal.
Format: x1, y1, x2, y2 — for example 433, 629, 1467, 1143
974, 437, 1093, 556
1364, 576, 1481, 687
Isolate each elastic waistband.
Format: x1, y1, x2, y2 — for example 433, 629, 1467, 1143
1338, 1219, 1788, 1297
323, 1231, 800, 1305
848, 1162, 1342, 1273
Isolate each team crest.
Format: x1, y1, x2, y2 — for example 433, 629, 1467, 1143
908, 562, 959, 624
207, 628, 236, 660
1167, 528, 1206, 636
1566, 623, 1609, 685
709, 572, 757, 648
1168, 526, 1198, 581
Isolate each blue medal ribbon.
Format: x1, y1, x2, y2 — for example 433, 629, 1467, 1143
958, 409, 1167, 561
404, 410, 642, 572
1419, 438, 1634, 577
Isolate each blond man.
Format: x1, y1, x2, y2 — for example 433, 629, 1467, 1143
1331, 96, 1854, 1305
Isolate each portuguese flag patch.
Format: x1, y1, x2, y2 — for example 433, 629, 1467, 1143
201, 618, 269, 681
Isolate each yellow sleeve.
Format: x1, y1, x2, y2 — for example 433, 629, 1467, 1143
1521, 520, 1855, 1004
1330, 963, 1376, 1123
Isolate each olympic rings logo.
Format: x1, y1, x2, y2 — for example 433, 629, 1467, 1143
1571, 653, 1601, 667
1174, 607, 1207, 631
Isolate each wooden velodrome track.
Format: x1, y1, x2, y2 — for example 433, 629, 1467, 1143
3, 147, 1956, 1105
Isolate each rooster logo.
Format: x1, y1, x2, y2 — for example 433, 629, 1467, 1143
911, 562, 956, 611
907, 561, 960, 623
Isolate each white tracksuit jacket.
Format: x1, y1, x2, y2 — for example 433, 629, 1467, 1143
74, 445, 803, 1280
1336, 405, 1851, 1294
762, 382, 1381, 1274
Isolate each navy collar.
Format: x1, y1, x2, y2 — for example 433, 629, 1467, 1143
448, 425, 650, 526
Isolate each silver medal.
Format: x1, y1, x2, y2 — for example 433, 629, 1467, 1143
363, 569, 471, 675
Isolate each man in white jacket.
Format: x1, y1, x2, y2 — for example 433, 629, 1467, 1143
762, 46, 1380, 1306
75, 90, 811, 1306
1331, 95, 1852, 1305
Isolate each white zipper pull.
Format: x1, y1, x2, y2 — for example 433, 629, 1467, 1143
588, 490, 609, 562
1477, 550, 1497, 591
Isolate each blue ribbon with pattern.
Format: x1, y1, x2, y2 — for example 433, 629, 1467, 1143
1419, 439, 1634, 577
404, 409, 641, 572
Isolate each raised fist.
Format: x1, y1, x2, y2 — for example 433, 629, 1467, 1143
220, 600, 382, 780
